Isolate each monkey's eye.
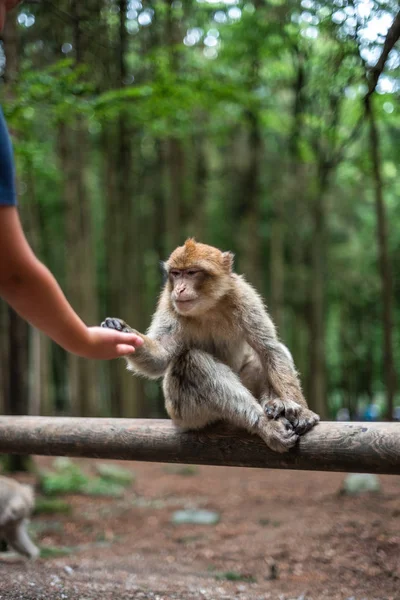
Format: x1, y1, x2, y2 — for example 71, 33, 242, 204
186, 270, 199, 276
170, 270, 181, 278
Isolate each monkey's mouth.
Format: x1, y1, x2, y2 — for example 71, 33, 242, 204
175, 299, 197, 310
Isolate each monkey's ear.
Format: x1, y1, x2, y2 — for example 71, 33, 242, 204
222, 251, 234, 272
160, 261, 168, 283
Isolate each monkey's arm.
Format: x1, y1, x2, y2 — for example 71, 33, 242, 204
101, 316, 179, 379
243, 305, 307, 405
239, 285, 319, 433
127, 333, 178, 379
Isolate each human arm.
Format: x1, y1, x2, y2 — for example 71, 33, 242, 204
0, 206, 143, 359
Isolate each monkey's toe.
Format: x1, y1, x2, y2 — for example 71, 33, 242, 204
263, 398, 284, 419
263, 398, 301, 422
101, 317, 132, 333
269, 433, 299, 453
280, 417, 294, 431
294, 409, 320, 435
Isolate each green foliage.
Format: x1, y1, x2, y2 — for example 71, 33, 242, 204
80, 479, 125, 498
39, 459, 89, 496
5, 60, 94, 125
34, 497, 72, 515
39, 545, 75, 559
39, 458, 134, 497
215, 571, 257, 583
95, 464, 135, 485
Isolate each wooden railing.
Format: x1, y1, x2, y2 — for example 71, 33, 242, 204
0, 417, 399, 474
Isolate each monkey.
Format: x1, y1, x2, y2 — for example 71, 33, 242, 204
0, 476, 39, 559
102, 239, 319, 453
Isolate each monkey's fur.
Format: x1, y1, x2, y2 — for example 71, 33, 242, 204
102, 239, 319, 452
0, 476, 39, 559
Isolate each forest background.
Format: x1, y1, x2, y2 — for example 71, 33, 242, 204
0, 0, 399, 424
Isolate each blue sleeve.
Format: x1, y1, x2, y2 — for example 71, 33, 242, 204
0, 106, 17, 206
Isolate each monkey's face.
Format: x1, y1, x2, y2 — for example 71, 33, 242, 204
168, 268, 210, 316
165, 239, 234, 317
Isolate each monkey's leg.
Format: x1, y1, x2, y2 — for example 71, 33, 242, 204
239, 347, 319, 435
239, 353, 265, 398
3, 520, 39, 559
164, 350, 298, 453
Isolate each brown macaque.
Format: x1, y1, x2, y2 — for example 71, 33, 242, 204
0, 476, 39, 559
102, 239, 319, 452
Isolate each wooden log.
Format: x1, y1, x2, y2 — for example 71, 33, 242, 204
0, 417, 399, 474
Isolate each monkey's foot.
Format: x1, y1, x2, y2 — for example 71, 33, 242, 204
262, 397, 301, 421
258, 417, 299, 453
293, 408, 320, 435
262, 398, 319, 436
101, 317, 134, 333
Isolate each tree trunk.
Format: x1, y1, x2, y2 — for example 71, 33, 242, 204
163, 1, 185, 251
286, 52, 309, 379
24, 159, 52, 416
57, 119, 98, 417
308, 166, 330, 419
165, 137, 185, 250
239, 114, 262, 290
269, 198, 284, 334
153, 141, 168, 261
365, 95, 396, 420
238, 0, 264, 291
4, 308, 31, 471
28, 328, 51, 416
102, 0, 146, 417
57, 1, 99, 417
190, 133, 208, 241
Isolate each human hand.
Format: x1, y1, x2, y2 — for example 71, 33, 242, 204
80, 326, 144, 360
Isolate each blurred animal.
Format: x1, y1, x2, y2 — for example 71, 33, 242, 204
102, 239, 319, 452
0, 475, 39, 559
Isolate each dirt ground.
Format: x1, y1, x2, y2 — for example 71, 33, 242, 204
1, 458, 399, 600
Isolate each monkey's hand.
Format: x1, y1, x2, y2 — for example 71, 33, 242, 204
258, 416, 299, 453
261, 397, 319, 436
101, 317, 141, 337
101, 317, 174, 379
